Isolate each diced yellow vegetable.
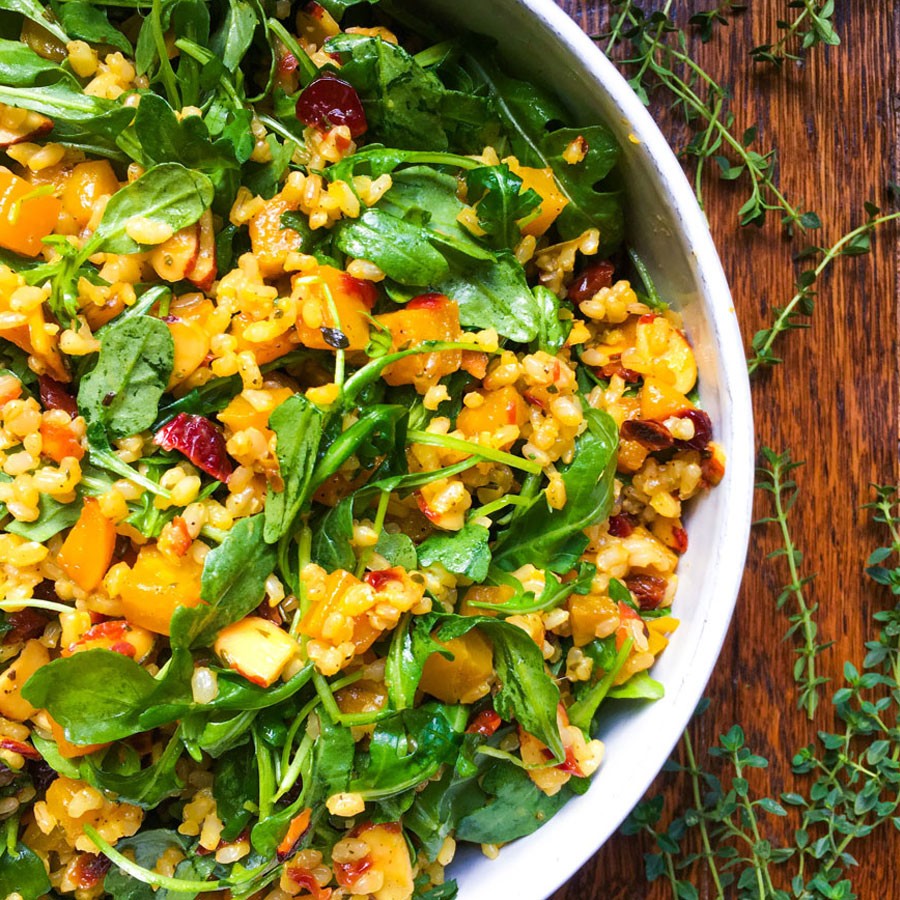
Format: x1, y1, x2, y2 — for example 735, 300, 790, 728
621, 315, 697, 394
334, 822, 414, 900
506, 159, 568, 237
0, 639, 49, 721
640, 375, 695, 421
214, 616, 299, 687
57, 498, 116, 592
419, 629, 494, 704
568, 593, 619, 647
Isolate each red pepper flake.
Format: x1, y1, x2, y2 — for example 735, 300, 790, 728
277, 807, 312, 862
365, 568, 402, 591
407, 292, 449, 311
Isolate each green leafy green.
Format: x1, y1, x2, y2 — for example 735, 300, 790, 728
608, 670, 666, 701
533, 286, 571, 354
50, 0, 132, 52
417, 522, 491, 580
375, 530, 418, 569
0, 842, 51, 900
466, 163, 541, 249
4, 492, 81, 541
492, 408, 618, 572
454, 760, 571, 843
82, 163, 214, 257
0, 0, 68, 44
264, 394, 324, 543
77, 316, 174, 440
171, 514, 277, 648
335, 208, 450, 286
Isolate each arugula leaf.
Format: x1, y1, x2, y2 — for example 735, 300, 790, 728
385, 614, 452, 710
466, 164, 541, 249
0, 36, 77, 86
492, 408, 618, 572
81, 163, 214, 257
103, 830, 215, 900
210, 0, 258, 72
132, 94, 241, 215
327, 33, 449, 150
316, 0, 379, 19
435, 249, 540, 343
0, 0, 69, 44
171, 514, 277, 648
375, 530, 418, 569
214, 745, 259, 841
50, 0, 132, 53
77, 316, 174, 440
4, 492, 81, 541
335, 208, 450, 286
22, 649, 159, 744
350, 703, 467, 799
467, 55, 625, 250
264, 394, 323, 544
0, 843, 51, 900
437, 616, 563, 760
608, 670, 666, 701
310, 494, 356, 571
533, 286, 571, 354
454, 760, 570, 843
417, 522, 491, 580
415, 881, 459, 900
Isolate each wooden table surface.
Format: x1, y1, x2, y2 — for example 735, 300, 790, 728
551, 2, 899, 898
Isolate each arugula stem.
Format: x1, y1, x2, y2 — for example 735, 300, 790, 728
568, 637, 633, 732
150, 0, 180, 108
468, 493, 531, 521
312, 670, 343, 723
354, 489, 390, 578
407, 429, 541, 476
266, 17, 319, 87
254, 728, 276, 822
0, 598, 72, 615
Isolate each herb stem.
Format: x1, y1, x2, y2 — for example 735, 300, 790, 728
407, 429, 542, 475
682, 729, 725, 895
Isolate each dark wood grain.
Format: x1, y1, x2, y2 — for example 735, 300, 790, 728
552, 2, 899, 897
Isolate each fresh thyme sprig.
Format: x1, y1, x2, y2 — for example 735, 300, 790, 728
596, 1, 818, 232
626, 485, 900, 900
748, 206, 900, 374
751, 1, 841, 66
755, 448, 829, 719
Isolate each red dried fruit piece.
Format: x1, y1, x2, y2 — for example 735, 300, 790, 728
38, 375, 78, 417
154, 413, 234, 482
71, 854, 112, 890
296, 73, 367, 138
567, 261, 615, 302
3, 608, 48, 644
620, 418, 674, 451
624, 573, 668, 610
466, 708, 502, 736
671, 526, 689, 554
0, 738, 40, 759
365, 567, 402, 591
607, 513, 635, 538
674, 408, 713, 451
598, 361, 641, 383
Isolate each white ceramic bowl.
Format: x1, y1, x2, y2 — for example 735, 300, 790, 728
419, 1, 755, 897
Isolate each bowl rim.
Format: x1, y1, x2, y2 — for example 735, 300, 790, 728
443, 1, 755, 896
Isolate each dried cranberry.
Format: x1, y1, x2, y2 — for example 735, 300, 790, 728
3, 607, 48, 644
624, 574, 668, 610
621, 418, 675, 451
278, 53, 298, 75
27, 758, 55, 794
38, 375, 78, 417
674, 409, 713, 451
154, 413, 234, 482
607, 513, 635, 538
598, 362, 641, 383
567, 261, 615, 302
72, 854, 112, 890
296, 73, 367, 138
0, 739, 40, 759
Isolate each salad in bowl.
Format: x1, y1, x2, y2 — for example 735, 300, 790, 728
0, 1, 728, 898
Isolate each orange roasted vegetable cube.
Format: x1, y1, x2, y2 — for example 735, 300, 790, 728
456, 385, 527, 447
376, 294, 462, 392
214, 616, 299, 687
48, 716, 108, 759
0, 169, 62, 256
39, 418, 83, 463
419, 629, 494, 704
119, 545, 204, 635
165, 316, 210, 388
300, 569, 380, 654
218, 386, 294, 434
568, 593, 620, 646
61, 160, 119, 230
506, 159, 568, 237
61, 619, 155, 662
0, 639, 49, 721
293, 265, 376, 351
335, 822, 414, 900
57, 499, 116, 593
249, 196, 304, 277
640, 375, 695, 421
231, 310, 300, 364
